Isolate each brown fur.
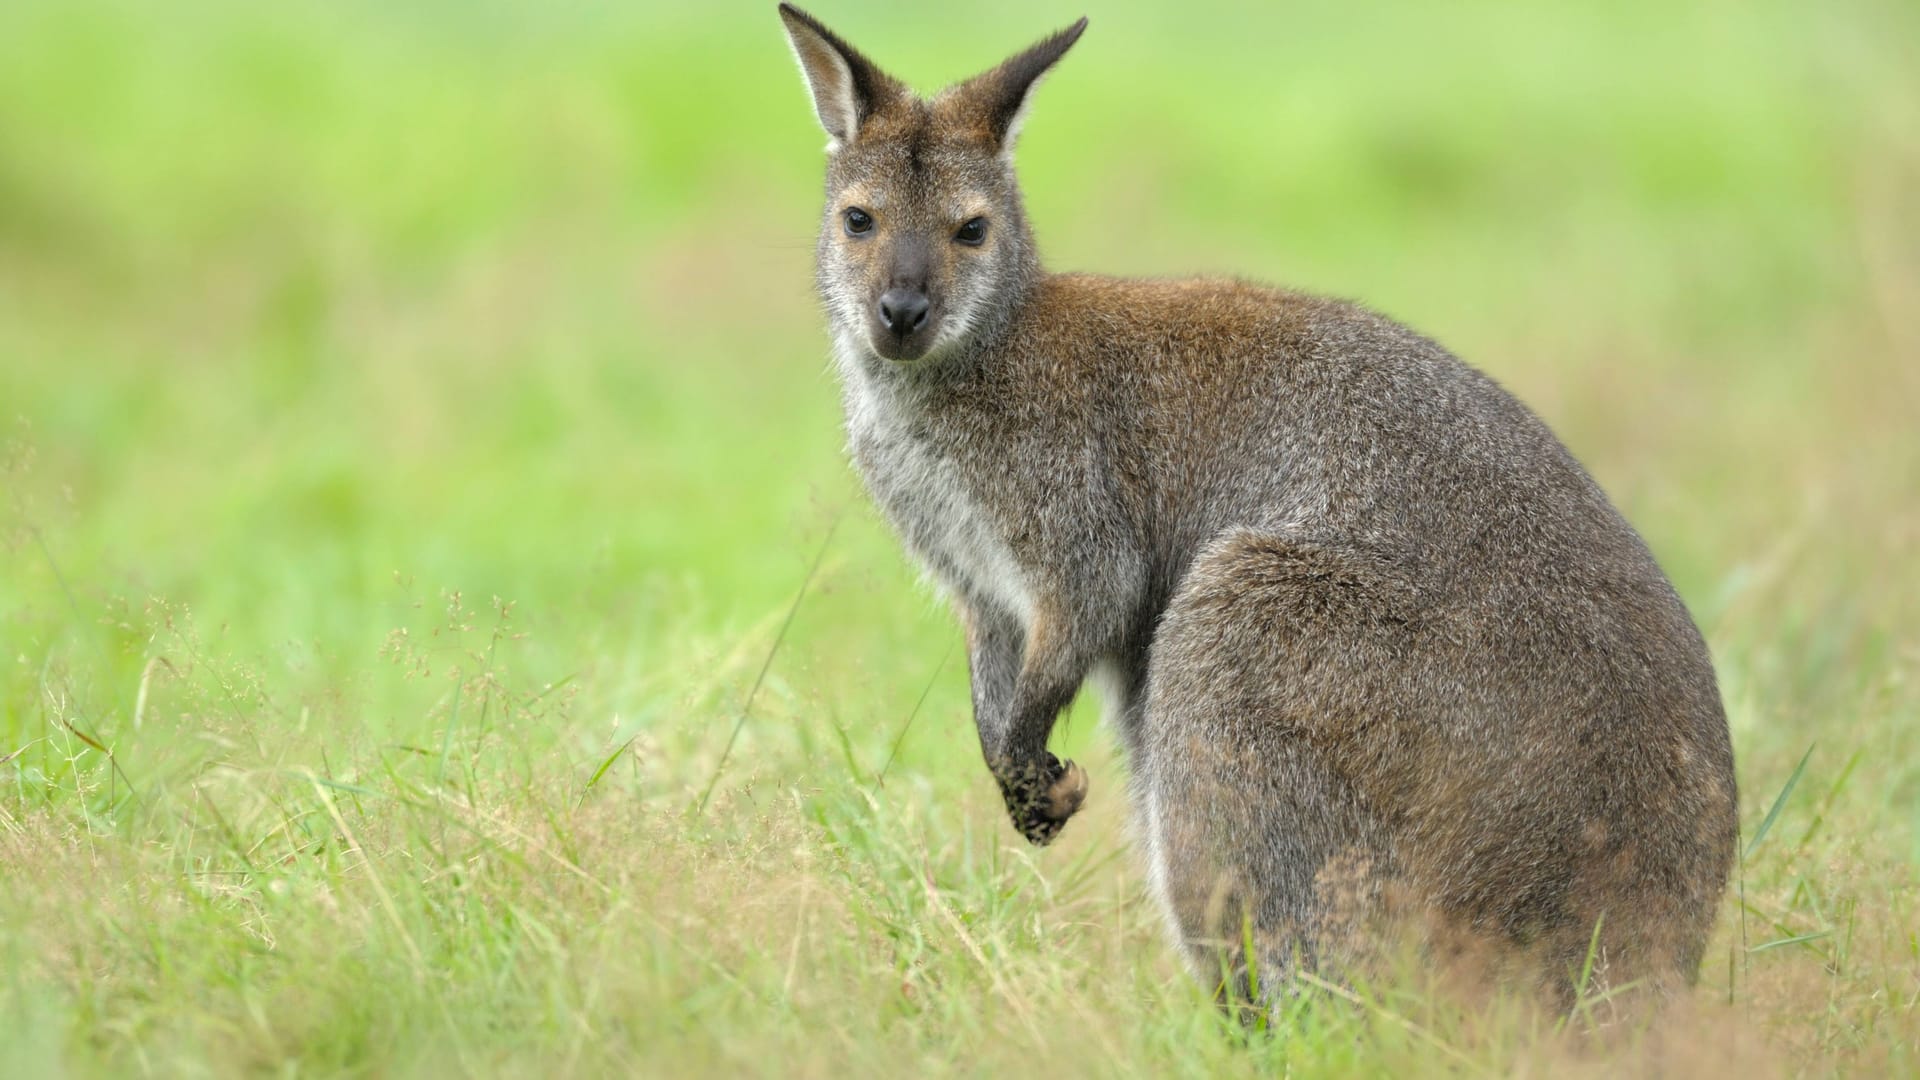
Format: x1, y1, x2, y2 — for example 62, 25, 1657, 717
777, 5, 1737, 1010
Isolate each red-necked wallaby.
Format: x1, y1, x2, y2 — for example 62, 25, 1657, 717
777, 4, 1737, 1008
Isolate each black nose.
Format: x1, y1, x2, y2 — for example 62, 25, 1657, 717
878, 289, 930, 336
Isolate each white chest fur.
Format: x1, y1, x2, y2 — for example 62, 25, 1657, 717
839, 356, 1037, 629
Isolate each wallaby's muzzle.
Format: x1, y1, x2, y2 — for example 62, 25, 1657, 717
875, 287, 933, 359
871, 234, 937, 360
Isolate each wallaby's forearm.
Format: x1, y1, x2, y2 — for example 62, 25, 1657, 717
967, 600, 1097, 844
963, 603, 1021, 751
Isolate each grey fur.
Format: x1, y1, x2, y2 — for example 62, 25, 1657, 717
778, 4, 1737, 1007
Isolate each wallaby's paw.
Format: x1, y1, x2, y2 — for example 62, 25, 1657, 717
999, 753, 1088, 847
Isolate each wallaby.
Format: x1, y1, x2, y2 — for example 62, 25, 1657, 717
777, 4, 1737, 1008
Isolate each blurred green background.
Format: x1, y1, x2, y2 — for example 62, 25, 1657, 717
3, 0, 1918, 1073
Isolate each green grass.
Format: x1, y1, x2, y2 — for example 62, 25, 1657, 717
3, 0, 1918, 1074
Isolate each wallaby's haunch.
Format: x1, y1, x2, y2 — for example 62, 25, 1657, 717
777, 5, 1737, 1007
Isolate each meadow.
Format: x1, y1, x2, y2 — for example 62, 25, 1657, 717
2, 0, 1917, 1074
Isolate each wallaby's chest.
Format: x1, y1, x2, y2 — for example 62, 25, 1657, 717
845, 392, 1036, 626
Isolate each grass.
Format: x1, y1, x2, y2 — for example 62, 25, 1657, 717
3, 0, 1918, 1074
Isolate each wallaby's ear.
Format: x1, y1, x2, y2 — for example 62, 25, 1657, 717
777, 4, 902, 150
954, 17, 1088, 155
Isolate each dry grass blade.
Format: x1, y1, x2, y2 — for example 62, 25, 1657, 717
130, 655, 173, 731
59, 719, 106, 755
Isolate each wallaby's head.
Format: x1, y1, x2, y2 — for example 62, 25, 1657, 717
778, 5, 1085, 365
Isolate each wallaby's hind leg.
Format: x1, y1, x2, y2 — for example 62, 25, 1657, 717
1141, 528, 1405, 1003
1138, 733, 1386, 1004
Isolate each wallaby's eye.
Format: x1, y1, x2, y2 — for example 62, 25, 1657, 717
843, 207, 874, 236
954, 217, 988, 246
